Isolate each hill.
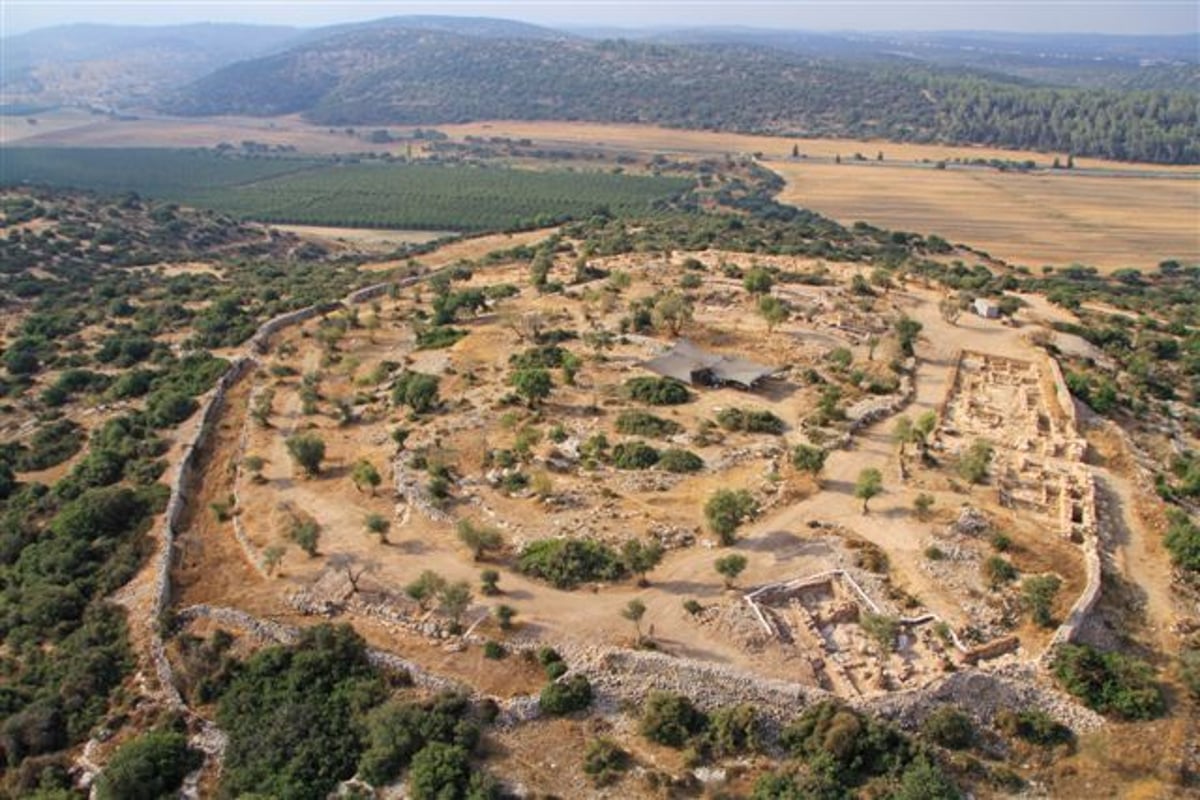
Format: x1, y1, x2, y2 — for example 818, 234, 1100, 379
0, 22, 301, 108
164, 25, 1199, 164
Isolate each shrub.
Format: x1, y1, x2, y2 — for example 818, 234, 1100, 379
995, 709, 1071, 746
683, 599, 704, 615
614, 410, 682, 438
611, 441, 660, 470
510, 345, 571, 369
539, 675, 593, 715
704, 489, 758, 545
780, 701, 912, 783
583, 737, 630, 786
1021, 575, 1062, 627
95, 730, 201, 800
921, 705, 974, 750
860, 613, 900, 652
1164, 510, 1200, 571
483, 641, 506, 660
1052, 644, 1164, 720
704, 704, 761, 757
392, 371, 439, 414
623, 376, 692, 406
640, 692, 707, 748
415, 327, 466, 350
1178, 648, 1200, 699
982, 555, 1017, 588
716, 407, 785, 434
407, 743, 482, 800
517, 538, 627, 589
657, 448, 704, 473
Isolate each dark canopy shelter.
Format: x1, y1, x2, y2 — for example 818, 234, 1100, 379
641, 340, 779, 389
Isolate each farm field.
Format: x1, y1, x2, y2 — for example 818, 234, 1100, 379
11, 113, 1194, 269
2, 147, 692, 231
770, 160, 1200, 270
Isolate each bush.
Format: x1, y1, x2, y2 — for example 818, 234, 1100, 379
1052, 644, 1165, 720
392, 371, 439, 414
982, 555, 1017, 588
583, 737, 630, 786
995, 709, 1071, 746
1164, 510, 1200, 571
415, 327, 466, 350
657, 448, 704, 473
640, 692, 707, 748
792, 444, 827, 475
614, 410, 682, 438
517, 538, 627, 589
623, 376, 692, 405
716, 407, 785, 434
217, 624, 385, 800
611, 440, 660, 470
780, 701, 912, 784
539, 675, 593, 715
921, 705, 973, 750
407, 743, 486, 800
1178, 648, 1200, 699
16, 419, 84, 471
95, 730, 200, 800
704, 704, 761, 757
483, 641, 505, 660
1021, 575, 1062, 627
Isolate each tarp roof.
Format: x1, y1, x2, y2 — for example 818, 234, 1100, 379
641, 340, 778, 388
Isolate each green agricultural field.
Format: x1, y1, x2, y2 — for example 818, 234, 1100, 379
2, 148, 692, 232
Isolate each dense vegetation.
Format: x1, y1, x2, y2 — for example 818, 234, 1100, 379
4, 149, 691, 232
166, 27, 1199, 163
0, 190, 374, 792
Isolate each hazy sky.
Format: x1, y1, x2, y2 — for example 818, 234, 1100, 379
2, 0, 1197, 36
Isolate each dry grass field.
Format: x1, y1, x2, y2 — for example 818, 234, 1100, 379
771, 160, 1200, 270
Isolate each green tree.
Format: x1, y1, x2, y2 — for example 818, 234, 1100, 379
406, 570, 447, 611
365, 513, 390, 543
704, 489, 758, 545
351, 459, 382, 495
792, 444, 827, 478
438, 581, 473, 629
290, 519, 320, 557
958, 439, 994, 485
494, 604, 517, 630
854, 468, 883, 513
622, 539, 665, 586
652, 292, 693, 336
758, 296, 788, 332
743, 267, 774, 296
895, 315, 923, 357
715, 553, 748, 588
480, 569, 500, 596
392, 371, 440, 414
286, 433, 326, 478
510, 367, 553, 407
621, 598, 647, 643
456, 519, 503, 561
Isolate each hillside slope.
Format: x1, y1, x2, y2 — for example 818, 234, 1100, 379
164, 26, 1199, 164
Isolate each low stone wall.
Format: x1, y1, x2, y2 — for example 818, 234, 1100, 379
147, 356, 256, 708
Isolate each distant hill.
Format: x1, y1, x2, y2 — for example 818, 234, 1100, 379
0, 22, 302, 108
164, 24, 1199, 164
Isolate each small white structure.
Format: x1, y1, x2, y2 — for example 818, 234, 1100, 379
973, 298, 1000, 319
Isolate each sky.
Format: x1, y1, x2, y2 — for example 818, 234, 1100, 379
2, 0, 1197, 36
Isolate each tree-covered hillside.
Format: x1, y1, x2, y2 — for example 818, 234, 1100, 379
164, 27, 1199, 164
